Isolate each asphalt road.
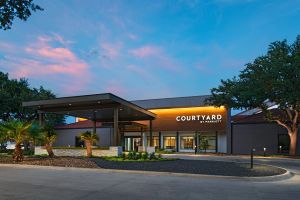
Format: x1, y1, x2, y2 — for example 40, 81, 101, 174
0, 156, 299, 200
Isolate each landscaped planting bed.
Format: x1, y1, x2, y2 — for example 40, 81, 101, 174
0, 155, 286, 177
91, 158, 286, 177
0, 155, 98, 168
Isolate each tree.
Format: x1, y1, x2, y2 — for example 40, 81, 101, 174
0, 120, 32, 161
0, 71, 65, 125
0, 0, 43, 30
79, 131, 99, 157
199, 136, 209, 153
208, 35, 300, 155
39, 125, 57, 157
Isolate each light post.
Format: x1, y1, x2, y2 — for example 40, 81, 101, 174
279, 145, 282, 154
250, 148, 256, 169
263, 147, 267, 157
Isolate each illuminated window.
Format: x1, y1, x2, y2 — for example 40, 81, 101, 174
163, 136, 176, 149
198, 134, 216, 151
180, 136, 194, 150
147, 136, 159, 148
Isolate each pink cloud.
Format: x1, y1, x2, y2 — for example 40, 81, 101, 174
104, 80, 128, 96
129, 45, 161, 58
129, 45, 182, 73
0, 34, 91, 95
101, 42, 122, 59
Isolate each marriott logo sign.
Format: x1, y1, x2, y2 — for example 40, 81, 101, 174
175, 114, 222, 123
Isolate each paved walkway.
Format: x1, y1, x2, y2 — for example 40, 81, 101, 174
0, 155, 299, 200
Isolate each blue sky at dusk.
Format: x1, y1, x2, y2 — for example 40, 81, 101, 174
0, 0, 300, 101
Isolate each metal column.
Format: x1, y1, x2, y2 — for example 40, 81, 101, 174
149, 120, 153, 146
113, 107, 119, 146
38, 111, 45, 126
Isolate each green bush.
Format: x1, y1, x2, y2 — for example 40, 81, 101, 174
149, 152, 156, 160
137, 152, 142, 160
127, 151, 134, 160
141, 152, 148, 160
121, 152, 126, 160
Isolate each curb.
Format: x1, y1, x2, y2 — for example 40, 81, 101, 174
0, 163, 293, 182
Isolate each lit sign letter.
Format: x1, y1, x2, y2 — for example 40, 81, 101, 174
176, 116, 181, 121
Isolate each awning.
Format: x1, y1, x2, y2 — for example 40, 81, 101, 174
22, 93, 156, 122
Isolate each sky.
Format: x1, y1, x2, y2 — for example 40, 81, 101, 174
0, 0, 300, 102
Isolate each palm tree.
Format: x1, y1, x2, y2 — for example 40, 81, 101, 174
28, 123, 57, 157
41, 125, 57, 157
0, 120, 32, 162
79, 131, 99, 157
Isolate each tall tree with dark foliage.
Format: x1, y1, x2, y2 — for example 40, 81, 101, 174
0, 0, 43, 30
209, 36, 300, 155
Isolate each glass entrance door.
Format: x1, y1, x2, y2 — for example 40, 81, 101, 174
125, 137, 141, 151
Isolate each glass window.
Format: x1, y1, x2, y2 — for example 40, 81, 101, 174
198, 134, 216, 151
147, 136, 159, 148
180, 136, 194, 150
163, 136, 176, 149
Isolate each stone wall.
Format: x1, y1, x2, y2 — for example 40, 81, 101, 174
35, 146, 122, 157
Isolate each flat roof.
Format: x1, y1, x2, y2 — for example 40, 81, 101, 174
131, 95, 211, 109
23, 93, 156, 122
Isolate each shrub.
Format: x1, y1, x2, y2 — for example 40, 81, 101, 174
141, 152, 148, 160
157, 154, 162, 159
121, 152, 126, 160
127, 151, 134, 160
149, 152, 156, 160
137, 152, 142, 160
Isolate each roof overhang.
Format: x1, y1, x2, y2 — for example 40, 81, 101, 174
22, 93, 156, 122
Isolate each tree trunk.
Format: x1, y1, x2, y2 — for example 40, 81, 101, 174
45, 144, 54, 157
289, 129, 298, 156
13, 143, 23, 162
86, 141, 92, 157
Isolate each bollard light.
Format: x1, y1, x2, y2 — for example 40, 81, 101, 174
263, 147, 267, 157
250, 148, 255, 169
279, 146, 282, 153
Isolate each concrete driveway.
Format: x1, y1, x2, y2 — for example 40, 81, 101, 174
0, 156, 299, 200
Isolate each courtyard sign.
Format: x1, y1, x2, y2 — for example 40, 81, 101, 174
176, 114, 222, 123
149, 106, 228, 131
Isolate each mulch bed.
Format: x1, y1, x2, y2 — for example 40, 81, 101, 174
0, 156, 99, 168
0, 156, 286, 177
91, 158, 286, 177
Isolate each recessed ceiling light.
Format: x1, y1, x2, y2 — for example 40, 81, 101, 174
68, 103, 72, 106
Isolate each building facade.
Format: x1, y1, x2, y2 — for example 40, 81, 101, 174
54, 95, 231, 153
36, 94, 299, 155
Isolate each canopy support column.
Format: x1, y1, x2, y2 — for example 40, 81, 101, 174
38, 111, 45, 126
113, 107, 119, 146
92, 111, 96, 134
149, 119, 153, 146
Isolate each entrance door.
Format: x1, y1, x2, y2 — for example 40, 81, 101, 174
125, 137, 141, 151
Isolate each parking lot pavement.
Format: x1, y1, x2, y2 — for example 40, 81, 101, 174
0, 164, 299, 200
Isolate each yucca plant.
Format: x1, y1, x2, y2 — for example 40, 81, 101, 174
79, 131, 99, 157
0, 120, 32, 162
